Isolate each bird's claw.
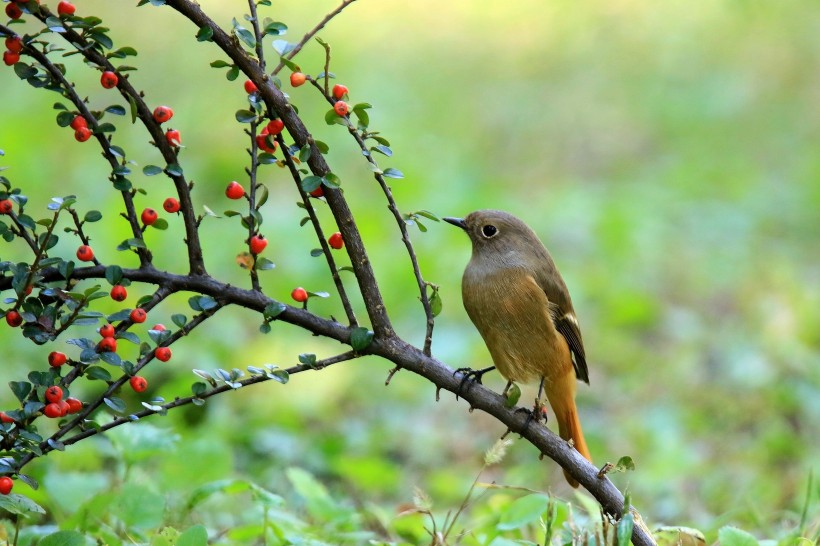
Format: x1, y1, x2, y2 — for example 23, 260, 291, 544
514, 399, 549, 432
453, 366, 495, 399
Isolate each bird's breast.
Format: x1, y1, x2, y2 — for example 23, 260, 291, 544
462, 266, 570, 384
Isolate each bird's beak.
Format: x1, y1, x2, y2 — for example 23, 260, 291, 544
443, 217, 467, 230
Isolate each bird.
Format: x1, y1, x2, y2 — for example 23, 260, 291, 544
444, 209, 592, 487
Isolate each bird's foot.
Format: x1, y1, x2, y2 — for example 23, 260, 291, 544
453, 366, 495, 399
514, 399, 549, 432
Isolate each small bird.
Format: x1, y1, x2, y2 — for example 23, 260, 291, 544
445, 210, 592, 487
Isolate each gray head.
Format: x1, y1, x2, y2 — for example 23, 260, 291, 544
444, 209, 549, 266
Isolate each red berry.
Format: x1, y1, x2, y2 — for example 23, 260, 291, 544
110, 284, 127, 302
0, 199, 13, 214
45, 386, 63, 404
141, 208, 158, 226
100, 71, 118, 89
69, 115, 87, 130
130, 376, 148, 393
76, 245, 94, 262
152, 105, 173, 124
3, 50, 20, 66
48, 351, 67, 367
333, 101, 349, 117
266, 119, 284, 136
57, 1, 75, 16
163, 197, 180, 213
5, 3, 22, 19
309, 186, 324, 198
328, 232, 344, 250
165, 128, 181, 147
0, 477, 12, 495
4, 37, 22, 54
255, 133, 277, 154
65, 397, 82, 414
98, 336, 117, 353
332, 84, 348, 100
99, 323, 115, 338
249, 234, 267, 254
130, 308, 147, 323
5, 310, 22, 327
57, 400, 69, 417
0, 412, 14, 424
244, 79, 258, 94
44, 403, 62, 418
152, 323, 166, 331
74, 126, 92, 142
225, 181, 245, 200
290, 72, 306, 87
155, 347, 172, 362
291, 287, 308, 303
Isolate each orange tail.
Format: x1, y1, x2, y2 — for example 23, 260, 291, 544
547, 374, 592, 488
555, 403, 591, 487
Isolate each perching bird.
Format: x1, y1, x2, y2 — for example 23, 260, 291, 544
444, 210, 591, 487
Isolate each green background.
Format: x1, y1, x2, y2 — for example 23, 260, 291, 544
1, 0, 818, 543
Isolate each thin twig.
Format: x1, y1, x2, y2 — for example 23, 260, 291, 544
310, 79, 436, 354
245, 120, 263, 293
270, 0, 357, 76
14, 25, 150, 267
165, 0, 393, 337
58, 350, 358, 448
19, 11, 207, 276
277, 135, 358, 327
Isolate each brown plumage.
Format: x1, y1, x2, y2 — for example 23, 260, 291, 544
445, 210, 591, 487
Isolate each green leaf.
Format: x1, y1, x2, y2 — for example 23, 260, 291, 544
300, 175, 323, 192
309, 248, 324, 257
615, 455, 636, 472
86, 366, 112, 381
272, 40, 296, 56
298, 353, 317, 368
497, 494, 550, 531
9, 381, 32, 403
178, 525, 208, 546
142, 165, 162, 176
104, 397, 126, 413
226, 65, 240, 81
278, 56, 299, 72
0, 494, 47, 517
166, 163, 183, 177
105, 265, 123, 285
349, 327, 374, 352
196, 25, 213, 42
56, 111, 75, 127
105, 105, 126, 115
325, 108, 347, 126
171, 314, 187, 328
189, 295, 218, 311
255, 257, 275, 271
14, 63, 37, 80
298, 144, 312, 163
504, 383, 521, 408
84, 210, 103, 222
382, 168, 404, 179
263, 302, 286, 320
210, 60, 230, 68
718, 527, 760, 546
234, 26, 256, 49
235, 109, 256, 123
429, 288, 442, 317
263, 21, 287, 36
323, 172, 341, 189
617, 512, 634, 546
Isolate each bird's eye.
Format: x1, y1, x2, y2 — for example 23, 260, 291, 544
481, 224, 498, 238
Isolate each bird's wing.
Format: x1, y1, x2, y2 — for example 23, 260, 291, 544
554, 311, 589, 384
536, 266, 590, 385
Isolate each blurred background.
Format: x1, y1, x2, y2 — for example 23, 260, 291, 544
1, 0, 818, 542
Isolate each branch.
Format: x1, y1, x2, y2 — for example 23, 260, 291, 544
277, 135, 358, 327
373, 337, 657, 546
270, 0, 358, 76
164, 0, 393, 338
20, 10, 207, 276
